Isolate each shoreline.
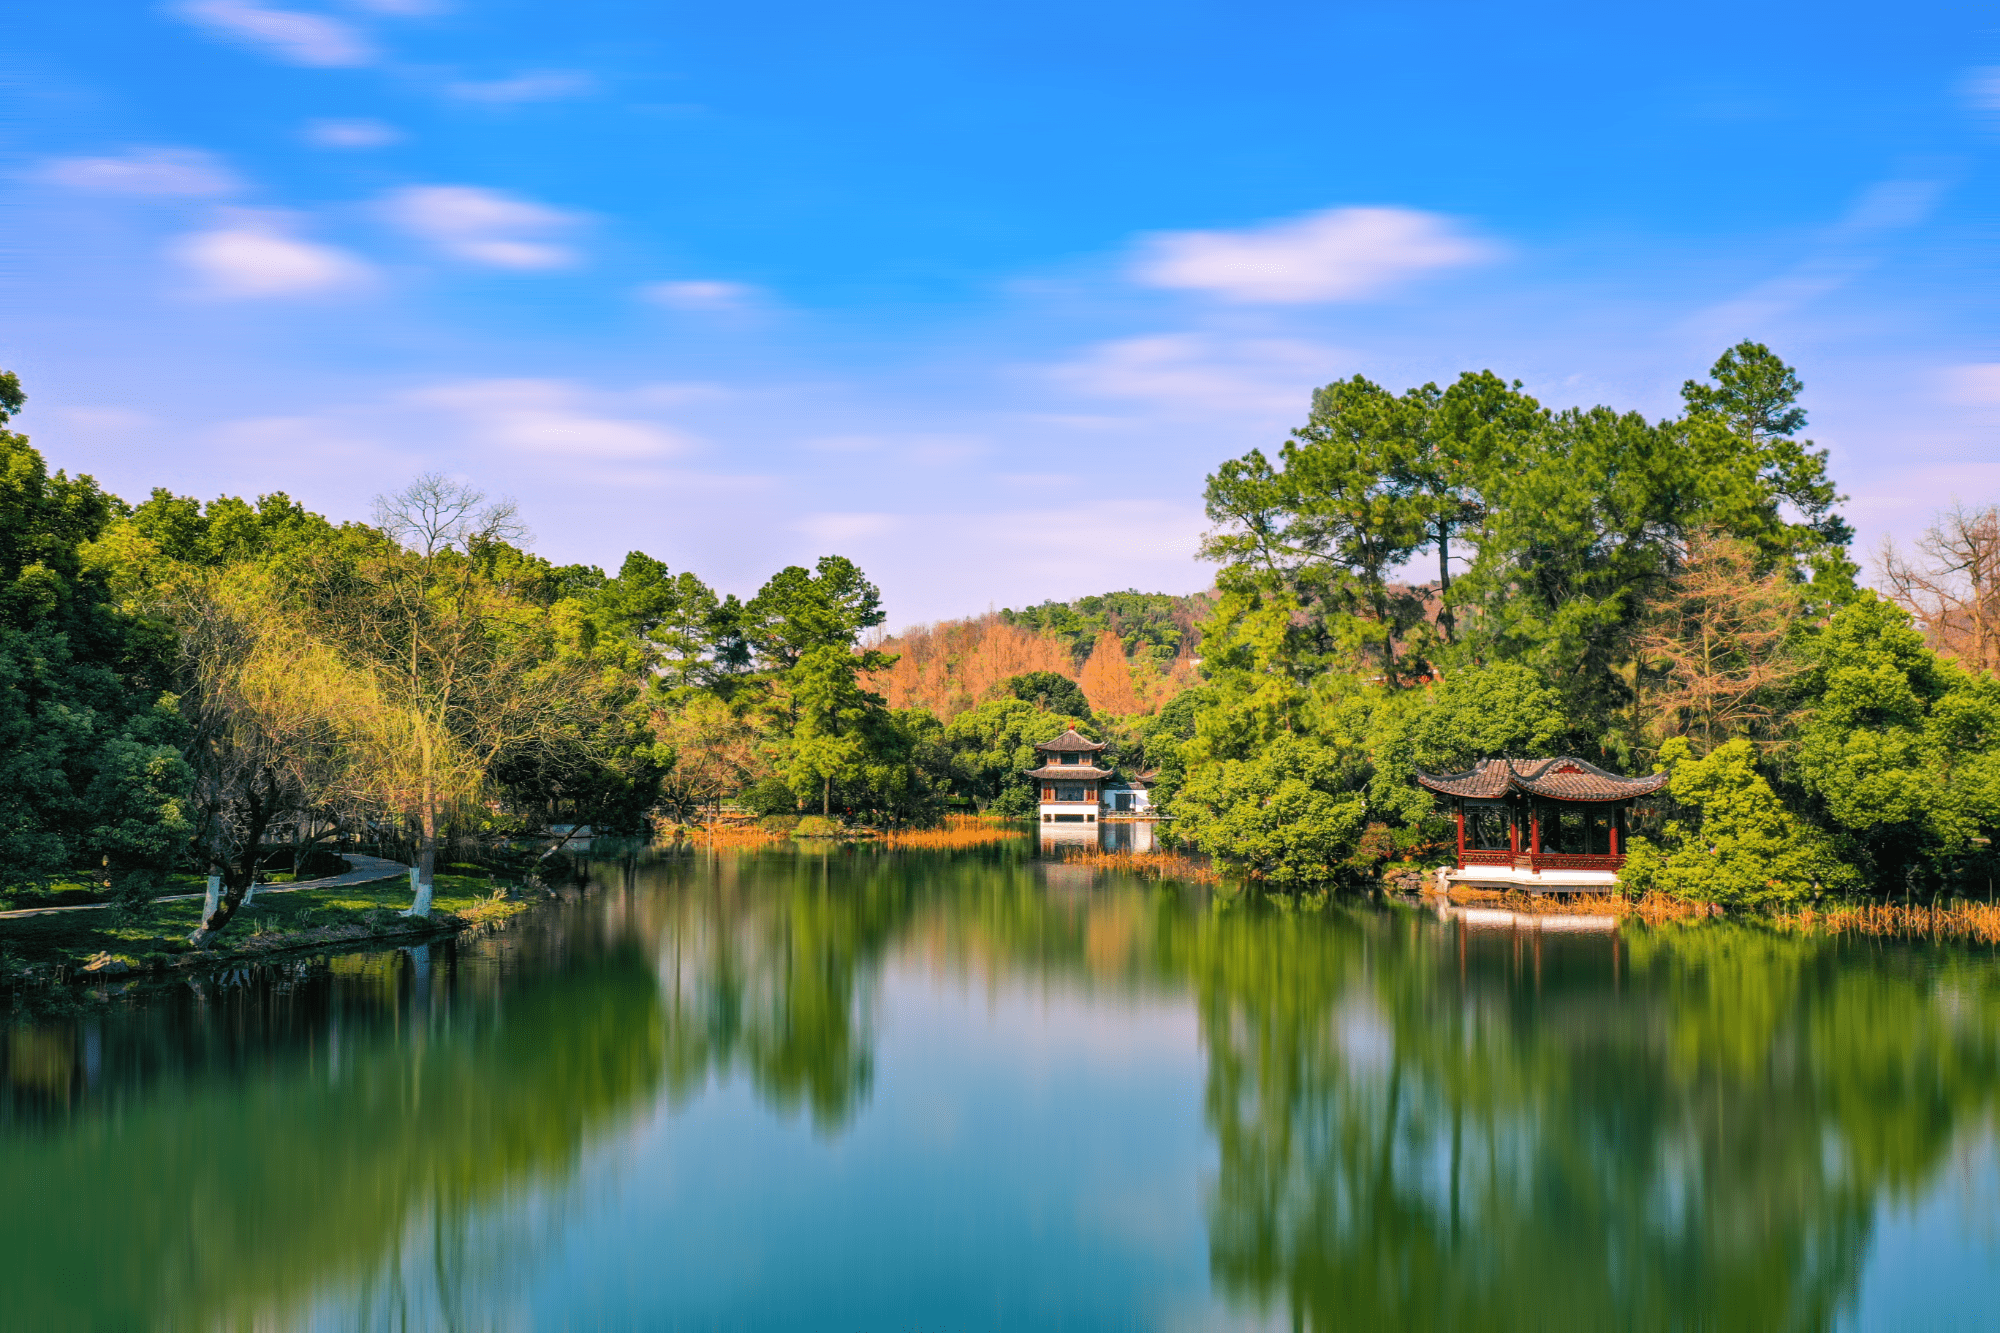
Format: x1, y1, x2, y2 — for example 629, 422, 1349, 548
1, 869, 535, 990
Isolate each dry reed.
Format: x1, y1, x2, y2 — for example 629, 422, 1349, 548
1443, 886, 1718, 922
672, 823, 780, 847
877, 816, 1029, 849
1770, 899, 2000, 944
1049, 848, 1225, 885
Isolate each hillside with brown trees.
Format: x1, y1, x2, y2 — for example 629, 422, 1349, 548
866, 596, 1205, 722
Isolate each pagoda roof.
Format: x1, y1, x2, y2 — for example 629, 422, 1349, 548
1415, 757, 1668, 803
1035, 728, 1107, 753
1024, 764, 1115, 780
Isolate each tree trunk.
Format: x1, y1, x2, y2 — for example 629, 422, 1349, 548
822, 774, 831, 818
1436, 519, 1456, 643
190, 791, 273, 946
407, 798, 438, 917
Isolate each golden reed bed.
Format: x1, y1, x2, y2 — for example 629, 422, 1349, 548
1446, 885, 2000, 940
1444, 886, 1717, 923
659, 814, 1028, 849
1769, 899, 2000, 944
1046, 848, 1224, 885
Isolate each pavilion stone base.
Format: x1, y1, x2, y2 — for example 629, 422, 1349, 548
1441, 865, 1621, 894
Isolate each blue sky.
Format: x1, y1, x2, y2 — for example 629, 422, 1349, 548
5, 0, 1996, 625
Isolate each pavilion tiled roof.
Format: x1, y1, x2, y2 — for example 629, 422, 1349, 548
1415, 757, 1669, 802
1024, 765, 1116, 780
1035, 728, 1107, 752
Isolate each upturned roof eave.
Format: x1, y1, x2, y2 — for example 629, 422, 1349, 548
1414, 757, 1670, 802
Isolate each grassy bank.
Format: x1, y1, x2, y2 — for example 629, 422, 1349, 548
0, 871, 530, 984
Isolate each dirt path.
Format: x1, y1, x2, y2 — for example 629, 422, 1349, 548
0, 854, 410, 921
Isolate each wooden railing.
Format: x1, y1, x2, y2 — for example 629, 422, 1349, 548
1454, 851, 1626, 872
1530, 853, 1624, 871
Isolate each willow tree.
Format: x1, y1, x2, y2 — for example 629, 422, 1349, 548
154, 572, 351, 943
297, 476, 605, 916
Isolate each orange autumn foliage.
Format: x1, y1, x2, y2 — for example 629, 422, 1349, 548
1078, 630, 1142, 716
866, 614, 1077, 721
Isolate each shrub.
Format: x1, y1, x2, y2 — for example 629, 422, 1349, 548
738, 775, 800, 816
1620, 738, 1859, 908
792, 815, 846, 838
1168, 734, 1369, 887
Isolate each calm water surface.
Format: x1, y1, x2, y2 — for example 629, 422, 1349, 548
7, 842, 2000, 1330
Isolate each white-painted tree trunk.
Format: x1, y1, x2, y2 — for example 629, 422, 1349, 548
201, 874, 221, 920
242, 879, 258, 906
405, 865, 434, 918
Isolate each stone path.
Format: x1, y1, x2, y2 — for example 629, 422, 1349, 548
0, 854, 410, 921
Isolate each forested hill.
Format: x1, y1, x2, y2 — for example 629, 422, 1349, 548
866, 589, 1212, 722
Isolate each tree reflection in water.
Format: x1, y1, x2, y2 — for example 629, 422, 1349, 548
0, 886, 671, 1330
1190, 906, 2000, 1332
5, 847, 2000, 1330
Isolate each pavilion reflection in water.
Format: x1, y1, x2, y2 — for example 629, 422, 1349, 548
1039, 818, 1158, 854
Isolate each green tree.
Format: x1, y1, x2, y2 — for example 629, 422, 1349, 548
1200, 376, 1432, 686
1620, 737, 1858, 906
744, 555, 885, 671
1004, 670, 1091, 719
941, 698, 1093, 813
1678, 340, 1852, 572
1170, 733, 1371, 885
1790, 594, 2000, 889
1367, 661, 1570, 826
788, 644, 881, 816
0, 373, 193, 891
588, 552, 738, 691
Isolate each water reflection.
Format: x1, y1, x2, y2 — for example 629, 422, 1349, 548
5, 847, 2000, 1329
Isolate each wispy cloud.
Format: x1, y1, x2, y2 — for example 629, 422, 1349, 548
413, 380, 696, 459
170, 213, 376, 297
1683, 178, 1947, 340
171, 0, 374, 67
43, 147, 240, 196
379, 185, 584, 269
304, 118, 402, 148
1046, 334, 1340, 416
1131, 206, 1496, 304
346, 0, 444, 13
1965, 66, 2000, 124
638, 280, 762, 312
445, 70, 595, 104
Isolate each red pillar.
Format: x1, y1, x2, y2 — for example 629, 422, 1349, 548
1510, 802, 1520, 855
1530, 805, 1541, 857
1609, 808, 1620, 858
1455, 807, 1465, 864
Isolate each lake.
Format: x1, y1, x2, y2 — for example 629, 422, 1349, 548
6, 839, 2000, 1330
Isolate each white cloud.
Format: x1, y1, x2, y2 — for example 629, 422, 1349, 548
1132, 206, 1496, 303
638, 280, 761, 312
43, 147, 240, 196
446, 70, 595, 103
1965, 66, 2000, 119
380, 185, 583, 269
346, 0, 444, 13
170, 215, 376, 297
1046, 333, 1340, 416
1943, 364, 2000, 406
414, 380, 694, 459
172, 0, 374, 67
304, 118, 402, 148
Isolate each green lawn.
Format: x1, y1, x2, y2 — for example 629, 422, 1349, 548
0, 872, 527, 978
0, 873, 213, 913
